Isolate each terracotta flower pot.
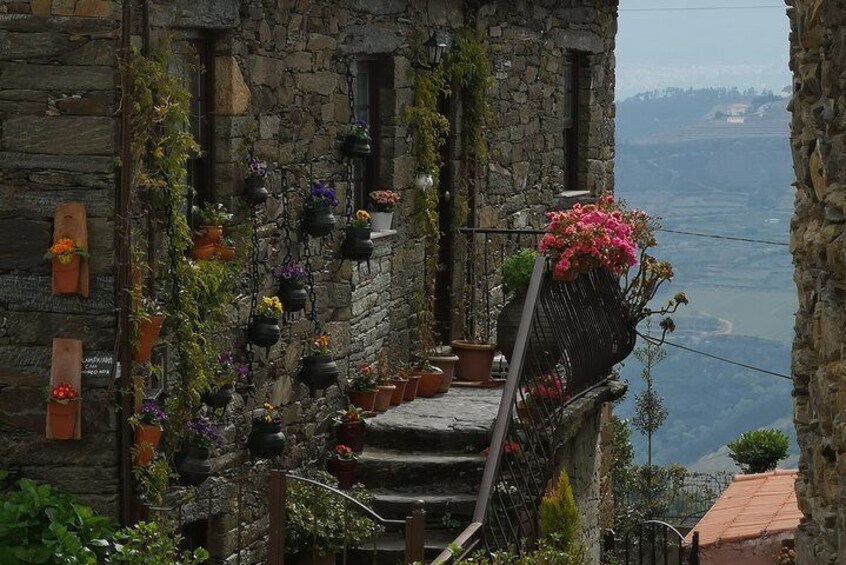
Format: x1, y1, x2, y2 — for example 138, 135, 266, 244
134, 424, 163, 467
199, 225, 223, 243
327, 458, 357, 490
336, 421, 365, 453
48, 400, 78, 440
388, 378, 407, 406
133, 314, 165, 363
452, 340, 496, 382
52, 256, 81, 294
403, 375, 421, 401
414, 368, 444, 398
348, 389, 377, 412
214, 243, 236, 261
190, 242, 216, 260
429, 353, 459, 393
374, 385, 396, 412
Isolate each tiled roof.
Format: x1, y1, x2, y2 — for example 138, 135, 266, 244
685, 470, 801, 547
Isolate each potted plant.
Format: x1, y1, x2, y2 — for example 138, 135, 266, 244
482, 440, 522, 461
274, 260, 308, 313
373, 375, 396, 413
302, 181, 338, 237
44, 237, 89, 294
341, 119, 371, 158
429, 347, 459, 394
368, 190, 400, 232
451, 339, 496, 382
414, 168, 434, 190
131, 297, 165, 363
192, 202, 232, 245
342, 209, 374, 261
129, 400, 167, 467
47, 382, 80, 440
247, 296, 283, 347
203, 351, 246, 410
300, 333, 339, 390
517, 375, 569, 425
347, 361, 378, 411
214, 238, 237, 261
243, 154, 269, 205
411, 357, 444, 398
326, 444, 358, 490
248, 403, 287, 459
174, 416, 221, 486
399, 362, 421, 402
334, 406, 366, 453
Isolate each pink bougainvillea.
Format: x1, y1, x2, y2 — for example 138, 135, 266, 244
539, 195, 641, 281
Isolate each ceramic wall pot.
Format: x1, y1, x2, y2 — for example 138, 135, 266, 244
374, 385, 396, 412
496, 293, 562, 375
52, 256, 81, 294
134, 424, 163, 466
342, 226, 373, 261
429, 353, 459, 393
300, 354, 339, 390
203, 385, 234, 410
348, 389, 377, 411
214, 244, 236, 261
388, 378, 407, 406
278, 280, 308, 313
48, 400, 78, 439
190, 242, 216, 260
303, 206, 336, 237
403, 375, 421, 401
243, 175, 269, 206
248, 419, 287, 459
370, 211, 394, 232
336, 421, 365, 453
327, 458, 357, 490
451, 340, 496, 382
198, 225, 223, 243
414, 368, 444, 398
247, 315, 281, 347
133, 315, 165, 363
174, 444, 211, 486
342, 135, 371, 157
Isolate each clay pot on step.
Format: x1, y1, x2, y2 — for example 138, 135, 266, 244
48, 400, 78, 440
133, 314, 165, 363
327, 458, 357, 490
336, 421, 365, 453
452, 340, 496, 382
303, 206, 336, 238
403, 375, 421, 401
174, 443, 211, 486
133, 423, 163, 466
374, 384, 396, 412
388, 378, 407, 406
414, 367, 444, 398
52, 256, 81, 294
300, 354, 339, 390
348, 389, 377, 412
248, 418, 287, 459
429, 352, 459, 393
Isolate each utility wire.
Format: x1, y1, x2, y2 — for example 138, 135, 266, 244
658, 228, 789, 247
620, 5, 783, 12
640, 334, 792, 380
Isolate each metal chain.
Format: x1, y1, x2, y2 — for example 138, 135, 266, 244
280, 169, 293, 264
245, 205, 260, 388
302, 232, 321, 336
344, 57, 356, 224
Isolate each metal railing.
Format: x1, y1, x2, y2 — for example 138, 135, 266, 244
435, 255, 637, 561
603, 522, 700, 565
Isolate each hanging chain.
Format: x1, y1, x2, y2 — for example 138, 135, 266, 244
344, 57, 356, 225
302, 232, 321, 336
280, 169, 293, 264
245, 205, 260, 388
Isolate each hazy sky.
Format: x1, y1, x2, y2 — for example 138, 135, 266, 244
616, 0, 791, 99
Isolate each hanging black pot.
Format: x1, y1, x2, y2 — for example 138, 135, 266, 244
174, 443, 212, 486
243, 175, 269, 206
300, 354, 339, 390
247, 315, 281, 347
303, 206, 336, 238
277, 280, 308, 313
342, 135, 371, 158
342, 226, 373, 261
203, 385, 234, 410
248, 418, 287, 459
496, 291, 562, 376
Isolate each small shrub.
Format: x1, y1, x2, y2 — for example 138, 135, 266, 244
107, 521, 208, 564
538, 470, 580, 552
454, 539, 588, 564
727, 428, 789, 474
502, 249, 538, 295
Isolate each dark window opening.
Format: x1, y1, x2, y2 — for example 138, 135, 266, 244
563, 52, 588, 192
352, 58, 390, 209
180, 519, 209, 554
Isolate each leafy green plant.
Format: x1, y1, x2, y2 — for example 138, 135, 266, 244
192, 202, 232, 226
727, 428, 789, 474
0, 478, 114, 564
453, 539, 588, 564
538, 471, 580, 553
502, 249, 538, 295
107, 521, 208, 564
133, 456, 172, 508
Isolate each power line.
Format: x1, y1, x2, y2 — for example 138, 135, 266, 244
620, 5, 783, 12
658, 228, 789, 247
640, 335, 792, 380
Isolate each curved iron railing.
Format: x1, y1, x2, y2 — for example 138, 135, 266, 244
435, 255, 636, 562
603, 521, 700, 565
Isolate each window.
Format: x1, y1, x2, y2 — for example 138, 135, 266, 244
352, 58, 389, 209
562, 53, 587, 192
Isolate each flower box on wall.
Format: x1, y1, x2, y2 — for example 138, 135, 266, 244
46, 338, 83, 440
49, 203, 89, 297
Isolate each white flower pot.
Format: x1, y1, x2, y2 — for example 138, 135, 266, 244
415, 172, 434, 190
371, 211, 394, 232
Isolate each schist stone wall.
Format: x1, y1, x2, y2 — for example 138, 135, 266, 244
789, 1, 846, 563
0, 0, 618, 562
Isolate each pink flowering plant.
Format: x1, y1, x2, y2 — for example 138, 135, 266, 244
368, 190, 401, 212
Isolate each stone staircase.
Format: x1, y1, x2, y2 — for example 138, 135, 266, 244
349, 387, 502, 564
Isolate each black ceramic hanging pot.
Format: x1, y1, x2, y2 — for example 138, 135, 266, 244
203, 385, 234, 410
243, 175, 269, 206
303, 206, 336, 238
342, 135, 372, 158
342, 226, 373, 261
300, 354, 339, 390
277, 280, 308, 313
248, 418, 287, 458
247, 315, 281, 347
174, 443, 212, 486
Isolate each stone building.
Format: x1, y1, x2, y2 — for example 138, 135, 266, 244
789, 1, 846, 563
0, 0, 618, 561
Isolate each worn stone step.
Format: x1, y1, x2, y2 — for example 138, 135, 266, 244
348, 529, 462, 565
356, 448, 486, 490
371, 489, 478, 523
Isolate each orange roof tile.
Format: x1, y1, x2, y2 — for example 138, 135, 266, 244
685, 470, 801, 547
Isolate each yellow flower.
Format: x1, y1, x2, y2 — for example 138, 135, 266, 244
356, 210, 371, 221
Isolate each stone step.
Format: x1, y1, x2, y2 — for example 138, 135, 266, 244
347, 529, 462, 565
356, 447, 486, 490
371, 489, 478, 523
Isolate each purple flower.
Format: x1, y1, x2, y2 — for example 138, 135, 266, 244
246, 155, 268, 178
218, 351, 235, 367
235, 364, 249, 380
353, 119, 368, 129
185, 416, 222, 449
273, 260, 308, 281
139, 400, 168, 427
307, 181, 339, 209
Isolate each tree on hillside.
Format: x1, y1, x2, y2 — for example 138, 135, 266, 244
631, 339, 668, 469
727, 428, 789, 474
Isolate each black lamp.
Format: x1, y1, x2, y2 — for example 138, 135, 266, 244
424, 31, 447, 69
